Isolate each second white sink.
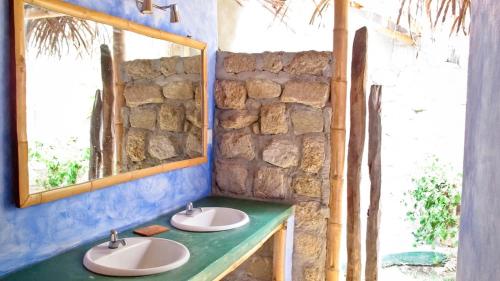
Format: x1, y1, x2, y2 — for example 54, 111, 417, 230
171, 207, 250, 232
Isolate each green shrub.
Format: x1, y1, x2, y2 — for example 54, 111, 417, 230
404, 157, 462, 247
29, 141, 90, 190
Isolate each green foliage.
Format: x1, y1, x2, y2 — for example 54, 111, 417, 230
29, 141, 90, 190
404, 157, 462, 247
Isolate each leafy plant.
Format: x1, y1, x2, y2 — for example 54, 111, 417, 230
404, 156, 462, 247
29, 141, 90, 190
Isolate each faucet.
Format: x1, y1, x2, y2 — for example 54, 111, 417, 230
185, 202, 203, 216
108, 229, 126, 249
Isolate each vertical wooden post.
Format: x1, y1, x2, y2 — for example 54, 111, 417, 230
346, 27, 368, 281
273, 223, 286, 281
113, 29, 125, 174
365, 85, 382, 281
326, 1, 350, 280
89, 90, 103, 180
100, 44, 115, 177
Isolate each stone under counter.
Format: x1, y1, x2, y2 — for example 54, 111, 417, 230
1, 197, 294, 281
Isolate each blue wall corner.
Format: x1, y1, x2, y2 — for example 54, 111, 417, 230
0, 0, 217, 275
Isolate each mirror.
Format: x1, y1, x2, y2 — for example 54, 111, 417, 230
14, 1, 207, 207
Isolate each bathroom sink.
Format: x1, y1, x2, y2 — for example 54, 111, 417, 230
171, 207, 250, 232
83, 237, 189, 276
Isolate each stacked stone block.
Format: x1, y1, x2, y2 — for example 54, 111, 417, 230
214, 51, 333, 281
121, 56, 202, 172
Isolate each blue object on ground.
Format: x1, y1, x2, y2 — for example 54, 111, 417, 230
382, 251, 448, 267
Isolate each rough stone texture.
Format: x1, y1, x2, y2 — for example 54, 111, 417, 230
126, 129, 146, 162
291, 108, 324, 134
222, 256, 273, 281
148, 135, 177, 160
129, 107, 156, 130
121, 56, 202, 172
186, 133, 201, 158
214, 51, 333, 281
219, 131, 255, 160
293, 175, 321, 198
263, 52, 283, 73
123, 59, 160, 80
254, 166, 286, 199
242, 256, 273, 280
281, 81, 329, 108
183, 56, 201, 74
294, 232, 321, 259
185, 101, 202, 128
285, 51, 329, 75
224, 54, 256, 73
195, 84, 202, 103
304, 266, 321, 281
159, 57, 178, 77
219, 110, 259, 130
260, 103, 288, 134
124, 84, 163, 107
246, 99, 261, 112
295, 201, 327, 231
246, 79, 282, 99
215, 162, 248, 195
251, 123, 260, 134
158, 103, 185, 132
215, 80, 247, 109
162, 81, 194, 100
300, 136, 326, 173
262, 139, 299, 168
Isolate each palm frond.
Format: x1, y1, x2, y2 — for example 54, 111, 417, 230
26, 16, 100, 58
397, 0, 471, 35
234, 0, 470, 36
310, 0, 330, 25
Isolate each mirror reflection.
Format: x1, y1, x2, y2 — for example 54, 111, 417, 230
24, 4, 203, 194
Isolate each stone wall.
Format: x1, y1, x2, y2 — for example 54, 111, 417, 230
121, 56, 203, 172
214, 51, 333, 281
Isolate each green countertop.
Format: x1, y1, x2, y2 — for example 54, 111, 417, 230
2, 197, 294, 281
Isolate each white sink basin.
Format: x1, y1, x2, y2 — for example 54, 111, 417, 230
171, 207, 250, 232
83, 237, 189, 276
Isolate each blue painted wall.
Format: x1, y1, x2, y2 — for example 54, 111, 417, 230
0, 0, 216, 275
457, 0, 500, 280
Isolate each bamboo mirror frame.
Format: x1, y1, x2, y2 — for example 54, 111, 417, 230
13, 0, 208, 208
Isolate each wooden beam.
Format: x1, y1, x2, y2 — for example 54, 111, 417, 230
326, 0, 349, 280
365, 85, 382, 281
346, 26, 368, 281
113, 28, 125, 174
89, 90, 103, 180
100, 44, 115, 177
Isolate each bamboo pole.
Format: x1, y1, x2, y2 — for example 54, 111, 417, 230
326, 0, 350, 280
89, 90, 103, 180
273, 224, 287, 281
100, 44, 115, 177
113, 28, 125, 174
365, 85, 382, 281
346, 27, 368, 281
